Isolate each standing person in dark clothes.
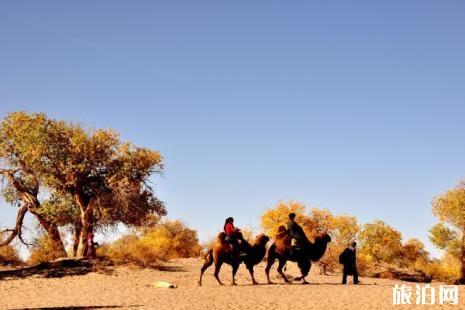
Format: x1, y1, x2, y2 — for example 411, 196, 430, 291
339, 241, 359, 284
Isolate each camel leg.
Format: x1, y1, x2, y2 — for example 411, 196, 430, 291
246, 264, 258, 285
265, 253, 276, 284
296, 259, 311, 284
277, 258, 290, 283
198, 251, 214, 286
214, 260, 224, 285
231, 263, 239, 286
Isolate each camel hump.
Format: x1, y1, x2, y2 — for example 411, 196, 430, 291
217, 232, 227, 243
274, 226, 292, 252
275, 225, 290, 240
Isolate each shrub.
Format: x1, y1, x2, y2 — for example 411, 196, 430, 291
0, 241, 22, 266
359, 220, 402, 263
416, 253, 460, 283
98, 220, 201, 266
28, 234, 66, 265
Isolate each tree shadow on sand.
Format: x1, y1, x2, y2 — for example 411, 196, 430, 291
0, 258, 114, 280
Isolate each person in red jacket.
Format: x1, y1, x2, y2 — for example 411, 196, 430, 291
223, 217, 245, 256
224, 217, 238, 236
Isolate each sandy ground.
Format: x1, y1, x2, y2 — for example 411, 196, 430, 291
0, 258, 463, 310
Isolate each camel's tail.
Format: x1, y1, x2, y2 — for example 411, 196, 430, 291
204, 249, 213, 261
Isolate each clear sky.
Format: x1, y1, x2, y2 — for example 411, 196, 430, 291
1, 1, 464, 257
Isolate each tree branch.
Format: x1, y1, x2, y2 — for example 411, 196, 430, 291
0, 205, 28, 247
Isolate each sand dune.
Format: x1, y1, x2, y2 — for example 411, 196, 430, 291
0, 258, 462, 310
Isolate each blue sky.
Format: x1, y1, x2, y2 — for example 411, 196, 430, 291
1, 1, 464, 257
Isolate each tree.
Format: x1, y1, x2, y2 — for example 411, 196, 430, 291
0, 112, 67, 256
1, 112, 166, 258
98, 220, 201, 265
307, 211, 360, 274
0, 234, 21, 266
260, 201, 314, 237
139, 220, 201, 259
401, 238, 428, 266
331, 214, 360, 246
359, 220, 402, 262
430, 183, 465, 283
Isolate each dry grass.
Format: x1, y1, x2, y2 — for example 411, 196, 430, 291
0, 242, 22, 267
27, 234, 66, 265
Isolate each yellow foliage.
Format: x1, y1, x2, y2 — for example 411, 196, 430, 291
28, 234, 66, 265
260, 200, 321, 240
331, 215, 360, 246
316, 243, 345, 274
260, 201, 359, 246
359, 220, 402, 263
261, 201, 307, 237
98, 220, 201, 266
401, 238, 428, 266
0, 241, 21, 266
430, 182, 465, 282
416, 253, 460, 283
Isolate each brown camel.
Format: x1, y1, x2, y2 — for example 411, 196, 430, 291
265, 227, 331, 284
199, 231, 270, 286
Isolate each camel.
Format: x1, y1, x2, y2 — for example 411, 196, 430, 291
199, 231, 270, 286
265, 227, 331, 284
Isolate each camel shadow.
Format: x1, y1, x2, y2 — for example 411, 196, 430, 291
238, 281, 389, 287
10, 306, 142, 310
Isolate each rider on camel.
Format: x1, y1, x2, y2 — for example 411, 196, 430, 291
224, 217, 246, 256
286, 213, 308, 253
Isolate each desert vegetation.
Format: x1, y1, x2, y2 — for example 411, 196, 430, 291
1, 111, 465, 284
260, 200, 462, 283
97, 220, 201, 267
0, 111, 166, 260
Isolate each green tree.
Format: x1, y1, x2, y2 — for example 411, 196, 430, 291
429, 183, 465, 283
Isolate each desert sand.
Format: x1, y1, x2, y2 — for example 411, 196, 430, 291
0, 258, 462, 310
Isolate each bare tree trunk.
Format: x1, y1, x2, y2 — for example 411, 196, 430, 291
73, 224, 81, 257
75, 193, 93, 258
76, 213, 91, 258
0, 170, 66, 257
0, 206, 28, 246
28, 209, 67, 257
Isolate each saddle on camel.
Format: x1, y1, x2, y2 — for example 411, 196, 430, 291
265, 213, 331, 284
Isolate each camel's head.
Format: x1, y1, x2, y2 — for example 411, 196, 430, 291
316, 232, 331, 244
254, 234, 270, 247
234, 230, 245, 241
309, 232, 331, 262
